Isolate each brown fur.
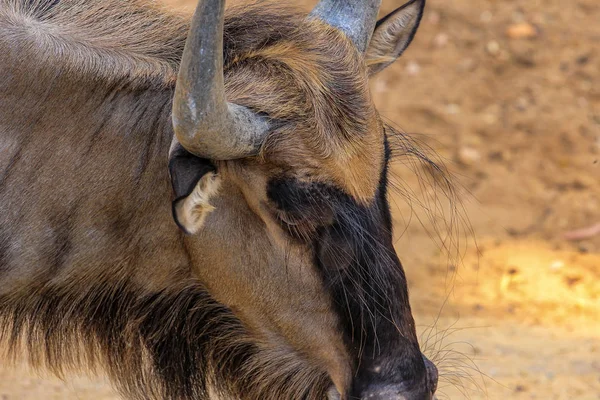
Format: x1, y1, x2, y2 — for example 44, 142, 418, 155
224, 15, 384, 201
0, 0, 429, 399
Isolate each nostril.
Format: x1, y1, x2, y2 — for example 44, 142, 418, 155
352, 355, 439, 399
326, 387, 342, 400
423, 356, 439, 394
354, 383, 435, 400
355, 385, 405, 399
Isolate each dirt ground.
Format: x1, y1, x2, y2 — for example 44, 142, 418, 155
1, 0, 598, 399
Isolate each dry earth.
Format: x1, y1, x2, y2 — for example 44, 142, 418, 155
1, 0, 599, 399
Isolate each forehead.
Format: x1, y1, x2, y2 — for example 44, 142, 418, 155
222, 5, 385, 202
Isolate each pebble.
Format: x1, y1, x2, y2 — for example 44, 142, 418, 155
486, 40, 501, 55
506, 22, 539, 39
433, 32, 449, 48
576, 54, 591, 65
572, 175, 596, 189
489, 150, 511, 162
515, 384, 528, 393
405, 60, 421, 76
549, 260, 564, 271
428, 11, 441, 25
457, 146, 482, 166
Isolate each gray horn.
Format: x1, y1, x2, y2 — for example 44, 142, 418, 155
310, 0, 382, 53
172, 0, 269, 160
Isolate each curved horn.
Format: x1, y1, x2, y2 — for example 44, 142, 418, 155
172, 0, 269, 160
310, 0, 382, 52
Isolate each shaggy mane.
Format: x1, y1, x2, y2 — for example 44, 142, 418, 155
0, 277, 330, 399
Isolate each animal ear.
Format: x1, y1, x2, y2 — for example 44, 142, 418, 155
366, 0, 425, 76
169, 143, 221, 235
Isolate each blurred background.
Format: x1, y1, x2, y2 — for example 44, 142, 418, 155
1, 0, 598, 399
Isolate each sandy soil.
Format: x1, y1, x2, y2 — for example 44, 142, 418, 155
1, 0, 598, 399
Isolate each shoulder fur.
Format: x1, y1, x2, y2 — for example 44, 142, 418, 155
0, 0, 189, 88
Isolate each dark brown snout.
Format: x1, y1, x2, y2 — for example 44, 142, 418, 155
423, 356, 439, 396
351, 355, 438, 400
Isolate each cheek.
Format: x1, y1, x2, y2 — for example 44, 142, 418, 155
185, 182, 353, 393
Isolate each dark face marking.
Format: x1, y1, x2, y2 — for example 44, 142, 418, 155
266, 142, 433, 398
266, 178, 337, 242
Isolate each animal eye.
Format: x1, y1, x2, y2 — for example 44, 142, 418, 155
266, 177, 336, 239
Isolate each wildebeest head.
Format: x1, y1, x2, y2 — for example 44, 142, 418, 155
169, 0, 437, 398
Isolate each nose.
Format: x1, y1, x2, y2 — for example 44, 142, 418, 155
356, 384, 435, 400
352, 356, 439, 400
423, 355, 438, 394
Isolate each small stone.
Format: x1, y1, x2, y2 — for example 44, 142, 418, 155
515, 384, 528, 393
482, 103, 502, 124
572, 175, 596, 189
433, 33, 449, 48
576, 54, 591, 65
565, 276, 582, 287
486, 40, 501, 55
506, 22, 539, 39
489, 151, 505, 162
578, 244, 590, 254
428, 11, 441, 25
405, 60, 421, 76
549, 260, 564, 271
457, 146, 481, 166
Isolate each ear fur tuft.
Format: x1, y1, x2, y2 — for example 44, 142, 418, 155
366, 0, 425, 76
169, 143, 220, 234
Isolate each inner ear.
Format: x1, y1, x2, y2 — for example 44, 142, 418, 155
169, 143, 220, 234
366, 0, 425, 76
